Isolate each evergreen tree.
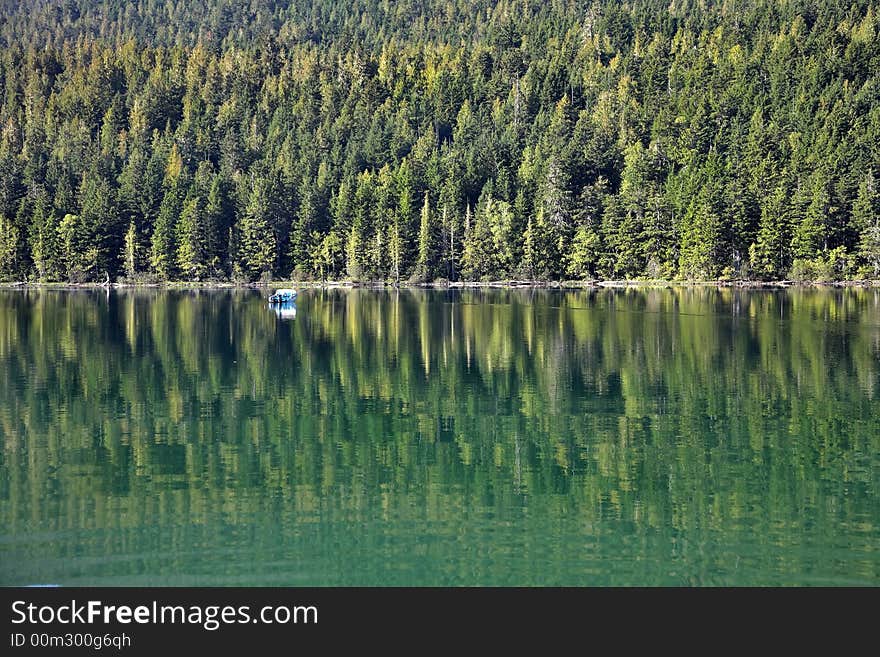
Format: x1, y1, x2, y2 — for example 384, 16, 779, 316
462, 200, 492, 281
792, 172, 831, 260
347, 220, 364, 282
414, 192, 435, 282
239, 174, 276, 280
750, 181, 792, 280
151, 182, 184, 280
78, 172, 119, 279
176, 194, 206, 279
0, 213, 19, 281
29, 194, 61, 281
123, 221, 138, 279
204, 174, 232, 277
522, 213, 538, 279
388, 220, 403, 284
566, 224, 601, 280
538, 160, 573, 279
854, 174, 880, 278
679, 156, 726, 280
57, 212, 97, 282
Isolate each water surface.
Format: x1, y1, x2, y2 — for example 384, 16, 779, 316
0, 287, 878, 585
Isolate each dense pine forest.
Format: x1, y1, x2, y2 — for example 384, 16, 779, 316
0, 0, 878, 283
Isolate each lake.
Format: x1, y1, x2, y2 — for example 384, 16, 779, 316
0, 287, 878, 585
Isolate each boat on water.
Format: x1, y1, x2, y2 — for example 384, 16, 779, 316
268, 288, 298, 303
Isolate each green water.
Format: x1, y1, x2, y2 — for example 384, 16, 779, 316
0, 287, 878, 586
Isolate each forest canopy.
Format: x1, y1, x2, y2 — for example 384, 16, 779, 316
0, 0, 878, 283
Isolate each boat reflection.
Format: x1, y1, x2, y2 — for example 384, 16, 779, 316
270, 301, 297, 319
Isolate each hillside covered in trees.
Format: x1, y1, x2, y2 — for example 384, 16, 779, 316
0, 0, 878, 283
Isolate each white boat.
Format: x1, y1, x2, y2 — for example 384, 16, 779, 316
268, 288, 298, 303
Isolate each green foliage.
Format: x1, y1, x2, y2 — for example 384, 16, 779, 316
413, 192, 436, 283
78, 173, 120, 278
150, 183, 183, 280
28, 195, 61, 281
750, 182, 793, 280
792, 172, 831, 261
854, 174, 880, 278
123, 221, 138, 279
346, 220, 364, 282
0, 214, 20, 281
57, 212, 98, 282
309, 229, 343, 282
239, 174, 276, 280
566, 224, 601, 279
0, 1, 877, 282
463, 190, 515, 280
176, 195, 206, 280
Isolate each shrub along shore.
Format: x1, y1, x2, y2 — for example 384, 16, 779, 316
2, 279, 878, 291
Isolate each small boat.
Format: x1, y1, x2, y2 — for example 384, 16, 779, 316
268, 288, 298, 303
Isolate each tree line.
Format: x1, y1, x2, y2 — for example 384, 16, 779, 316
0, 0, 878, 283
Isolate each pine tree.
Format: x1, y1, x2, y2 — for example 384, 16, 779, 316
204, 175, 231, 277
854, 174, 880, 278
676, 154, 728, 279
346, 220, 364, 281
346, 172, 375, 280
176, 194, 206, 279
291, 179, 318, 275
123, 221, 138, 279
151, 182, 183, 280
57, 212, 97, 282
522, 213, 538, 279
239, 174, 276, 280
462, 190, 501, 280
323, 230, 343, 281
679, 190, 722, 280
78, 172, 119, 279
566, 177, 608, 279
414, 191, 434, 282
0, 213, 19, 281
791, 172, 830, 260
750, 181, 792, 280
30, 195, 61, 281
388, 219, 402, 284
308, 230, 325, 281
539, 160, 573, 279
486, 195, 514, 277
395, 163, 414, 275
600, 195, 630, 279
0, 0, 877, 285
566, 224, 601, 280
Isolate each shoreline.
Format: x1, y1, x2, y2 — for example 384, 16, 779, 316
1, 279, 878, 290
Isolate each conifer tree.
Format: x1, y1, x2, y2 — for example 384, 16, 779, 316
0, 214, 19, 281
151, 182, 184, 280
854, 174, 880, 278
123, 221, 138, 279
415, 191, 434, 282
238, 174, 276, 279
176, 194, 206, 279
750, 182, 792, 280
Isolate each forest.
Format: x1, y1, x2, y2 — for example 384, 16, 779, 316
0, 0, 878, 283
